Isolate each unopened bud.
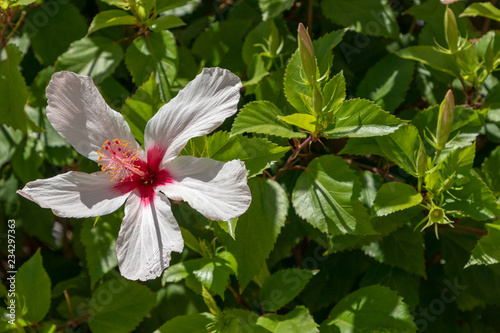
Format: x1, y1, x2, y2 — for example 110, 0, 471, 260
312, 82, 323, 116
416, 137, 427, 177
298, 23, 316, 84
444, 7, 459, 53
436, 90, 454, 150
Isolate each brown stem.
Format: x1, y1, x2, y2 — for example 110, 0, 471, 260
346, 158, 403, 183
0, 8, 11, 51
481, 0, 496, 35
63, 290, 75, 322
5, 9, 26, 42
272, 135, 313, 180
227, 284, 252, 311
452, 224, 488, 236
307, 0, 313, 32
0, 6, 22, 51
55, 314, 91, 331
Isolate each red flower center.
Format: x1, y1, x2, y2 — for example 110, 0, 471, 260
98, 140, 172, 203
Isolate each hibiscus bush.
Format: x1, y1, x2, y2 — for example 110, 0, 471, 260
1, 0, 500, 332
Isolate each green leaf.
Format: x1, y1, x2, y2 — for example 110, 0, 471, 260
339, 137, 384, 157
425, 143, 476, 194
284, 51, 313, 114
466, 224, 500, 267
260, 269, 314, 311
257, 306, 319, 333
121, 74, 163, 144
156, 0, 194, 12
217, 178, 288, 290
15, 0, 37, 5
406, 0, 470, 48
278, 113, 316, 133
482, 146, 500, 197
459, 264, 500, 306
363, 225, 426, 277
258, 0, 294, 20
360, 264, 420, 311
357, 54, 415, 112
193, 257, 235, 297
26, 2, 87, 65
293, 155, 375, 236
299, 252, 372, 313
182, 132, 290, 177
322, 71, 346, 115
57, 295, 88, 320
412, 105, 486, 156
397, 46, 460, 77
321, 0, 399, 38
156, 313, 215, 333
313, 30, 346, 77
460, 2, 500, 22
221, 308, 270, 332
373, 182, 423, 217
375, 124, 421, 177
324, 99, 405, 138
443, 170, 500, 221
163, 254, 237, 297
88, 278, 156, 333
88, 10, 137, 35
0, 44, 28, 131
372, 207, 422, 236
80, 216, 120, 286
440, 227, 478, 277
56, 36, 124, 83
16, 249, 51, 323
242, 19, 280, 67
256, 68, 287, 110
232, 101, 305, 139
125, 31, 177, 101
320, 285, 417, 332
179, 227, 204, 256
243, 53, 269, 87
150, 15, 186, 32
218, 219, 238, 240
191, 20, 252, 73
476, 31, 500, 63
11, 137, 43, 184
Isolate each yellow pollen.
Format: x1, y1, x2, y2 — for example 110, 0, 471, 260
97, 139, 145, 182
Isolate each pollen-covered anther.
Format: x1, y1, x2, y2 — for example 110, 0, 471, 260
97, 139, 145, 182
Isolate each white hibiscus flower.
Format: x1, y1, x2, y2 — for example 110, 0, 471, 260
18, 68, 251, 281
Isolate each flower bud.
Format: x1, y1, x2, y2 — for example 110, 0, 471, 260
298, 23, 316, 85
416, 137, 427, 177
430, 207, 445, 224
444, 7, 459, 53
436, 90, 454, 150
312, 82, 323, 116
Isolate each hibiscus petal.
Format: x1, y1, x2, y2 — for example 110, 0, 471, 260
46, 71, 139, 161
17, 171, 128, 218
144, 68, 241, 162
159, 156, 251, 221
116, 191, 183, 281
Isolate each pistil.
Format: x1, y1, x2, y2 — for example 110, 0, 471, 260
97, 139, 146, 182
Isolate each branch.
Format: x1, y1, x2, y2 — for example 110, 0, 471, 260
345, 158, 403, 183
227, 284, 252, 311
272, 135, 313, 180
449, 224, 488, 236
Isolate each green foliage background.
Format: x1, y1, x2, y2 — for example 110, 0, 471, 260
1, 0, 500, 332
